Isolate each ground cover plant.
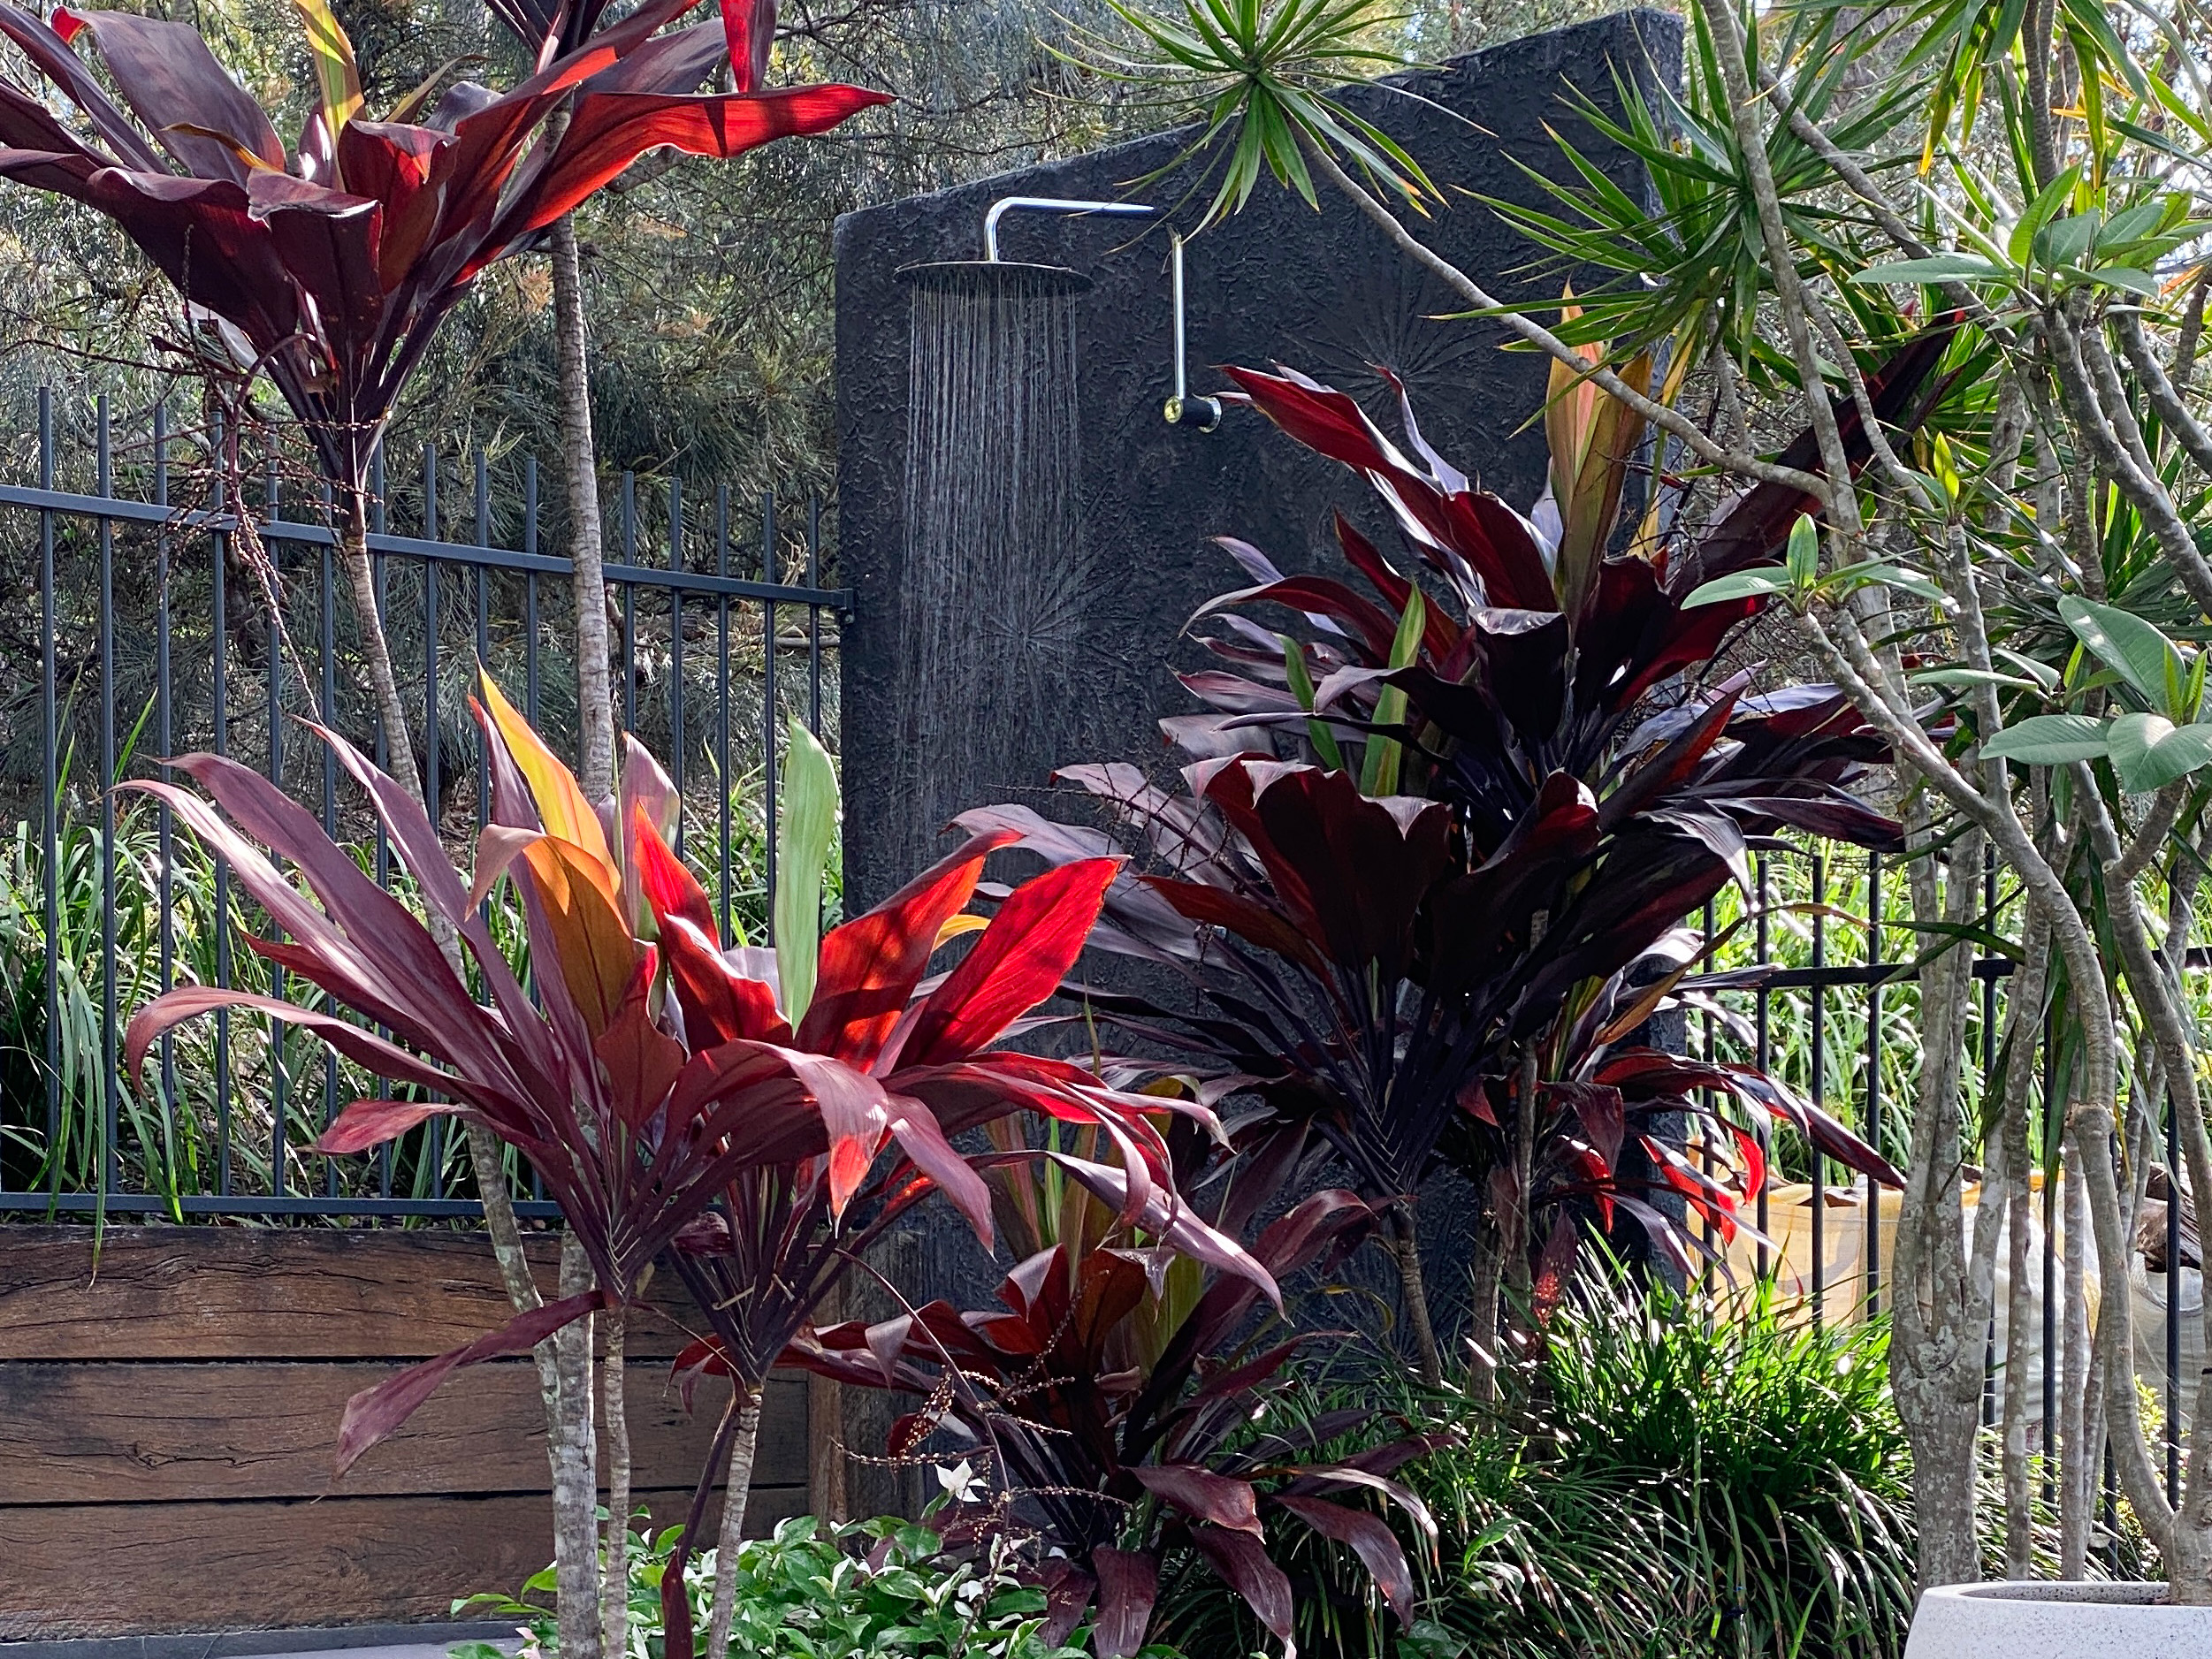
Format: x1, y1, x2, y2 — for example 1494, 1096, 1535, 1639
455, 1512, 1187, 1659
1151, 1270, 1919, 1659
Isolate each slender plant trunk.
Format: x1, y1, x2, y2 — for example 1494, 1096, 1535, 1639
707, 1383, 765, 1659
337, 497, 599, 1651
553, 1234, 602, 1659
601, 1307, 632, 1659
1999, 913, 2048, 1579
1465, 1213, 1504, 1401
2058, 1149, 2093, 1577
1887, 820, 1992, 1592
2002, 1166, 2034, 1577
549, 209, 617, 803
1390, 1203, 1442, 1387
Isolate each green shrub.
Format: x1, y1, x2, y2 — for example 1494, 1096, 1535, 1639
454, 1512, 1183, 1659
1154, 1268, 1921, 1659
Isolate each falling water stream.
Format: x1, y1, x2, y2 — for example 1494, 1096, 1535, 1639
897, 264, 1089, 854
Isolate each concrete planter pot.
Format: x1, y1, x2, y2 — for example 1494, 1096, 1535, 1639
1905, 1581, 2212, 1656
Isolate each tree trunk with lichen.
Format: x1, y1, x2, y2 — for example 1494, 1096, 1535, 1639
336, 496, 599, 1655
706, 1386, 765, 1659
549, 209, 617, 804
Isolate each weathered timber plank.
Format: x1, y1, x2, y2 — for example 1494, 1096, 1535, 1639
0, 1362, 805, 1503
0, 1486, 811, 1640
0, 1229, 706, 1360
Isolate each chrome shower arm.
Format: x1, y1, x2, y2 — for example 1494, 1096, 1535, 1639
1164, 232, 1222, 432
982, 196, 1155, 261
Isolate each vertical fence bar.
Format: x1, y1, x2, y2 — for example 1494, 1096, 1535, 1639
370, 445, 391, 1201
476, 453, 491, 838
38, 389, 57, 1185
669, 476, 685, 855
1865, 849, 1882, 1318
266, 460, 287, 1198
422, 445, 442, 1199
95, 396, 118, 1200
524, 459, 540, 724
621, 471, 637, 734
716, 485, 732, 947
762, 489, 778, 901
321, 481, 339, 1197
807, 494, 822, 735
423, 446, 441, 836
210, 410, 233, 1197
1754, 850, 1771, 1273
154, 404, 177, 1161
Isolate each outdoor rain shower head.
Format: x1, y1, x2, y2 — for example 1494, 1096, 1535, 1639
894, 196, 1223, 431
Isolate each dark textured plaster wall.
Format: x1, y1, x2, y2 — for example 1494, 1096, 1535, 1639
829, 16, 1684, 1469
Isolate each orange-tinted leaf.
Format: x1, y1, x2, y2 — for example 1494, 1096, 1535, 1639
475, 671, 612, 870
518, 833, 637, 1039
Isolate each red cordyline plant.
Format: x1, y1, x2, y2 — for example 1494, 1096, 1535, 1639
0, 0, 875, 500
0, 0, 884, 795
119, 677, 1222, 1567
615, 739, 1270, 1657
791, 1143, 1431, 1659
967, 329, 1951, 1379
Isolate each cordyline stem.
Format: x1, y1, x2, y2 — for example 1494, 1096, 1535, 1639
555, 1232, 604, 1659
1389, 1202, 1442, 1387
337, 491, 599, 1640
602, 1306, 632, 1659
550, 207, 618, 804
707, 1384, 765, 1659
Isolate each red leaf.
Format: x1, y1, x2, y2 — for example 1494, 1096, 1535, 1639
336, 1289, 606, 1473
1188, 1524, 1295, 1647
631, 801, 719, 941
719, 0, 774, 92
798, 829, 1014, 1064
1089, 1548, 1158, 1659
883, 1091, 993, 1248
655, 911, 790, 1047
318, 1097, 456, 1154
896, 857, 1121, 1069
1133, 1465, 1262, 1535
493, 84, 890, 247
595, 955, 686, 1130
1273, 1494, 1416, 1624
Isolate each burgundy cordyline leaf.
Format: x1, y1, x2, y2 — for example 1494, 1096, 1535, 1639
1191, 1525, 1298, 1653
1272, 1493, 1416, 1620
336, 1288, 610, 1473
0, 0, 888, 496
1133, 1463, 1264, 1534
1088, 1549, 1158, 1659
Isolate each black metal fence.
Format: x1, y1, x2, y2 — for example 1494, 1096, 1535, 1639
0, 390, 844, 1221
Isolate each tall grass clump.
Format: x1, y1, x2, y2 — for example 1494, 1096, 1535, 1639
1154, 1266, 1918, 1659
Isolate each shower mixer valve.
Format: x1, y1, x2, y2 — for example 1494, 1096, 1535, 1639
973, 197, 1224, 434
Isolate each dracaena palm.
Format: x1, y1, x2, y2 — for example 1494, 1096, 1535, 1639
967, 339, 1946, 1378
0, 0, 884, 804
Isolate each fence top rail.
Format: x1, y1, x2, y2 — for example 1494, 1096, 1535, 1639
0, 479, 853, 612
